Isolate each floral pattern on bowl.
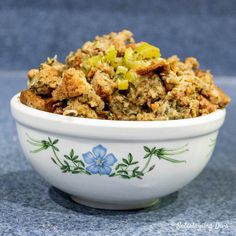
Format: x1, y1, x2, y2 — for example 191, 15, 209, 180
27, 134, 188, 179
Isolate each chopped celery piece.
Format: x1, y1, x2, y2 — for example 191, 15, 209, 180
124, 48, 134, 63
116, 65, 128, 75
82, 61, 91, 71
105, 46, 117, 62
124, 47, 152, 69
127, 60, 150, 69
126, 70, 139, 84
135, 42, 161, 59
111, 57, 123, 68
82, 55, 103, 71
117, 78, 129, 90
86, 55, 103, 66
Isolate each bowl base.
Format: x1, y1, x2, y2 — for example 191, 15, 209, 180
70, 196, 160, 210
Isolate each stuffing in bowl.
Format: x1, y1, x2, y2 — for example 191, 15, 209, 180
11, 30, 230, 210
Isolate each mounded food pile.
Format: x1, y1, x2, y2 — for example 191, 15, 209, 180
20, 30, 230, 120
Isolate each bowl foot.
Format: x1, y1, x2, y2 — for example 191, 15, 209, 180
70, 196, 160, 210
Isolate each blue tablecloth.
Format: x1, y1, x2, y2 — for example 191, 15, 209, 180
0, 72, 235, 235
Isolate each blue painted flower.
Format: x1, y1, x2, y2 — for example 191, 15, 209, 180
82, 145, 117, 175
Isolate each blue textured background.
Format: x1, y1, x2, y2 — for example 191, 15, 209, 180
0, 0, 236, 75
0, 0, 236, 235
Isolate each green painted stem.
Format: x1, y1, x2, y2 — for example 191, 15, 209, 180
27, 140, 44, 147
71, 160, 88, 174
31, 147, 47, 153
159, 155, 186, 163
162, 149, 188, 155
141, 154, 152, 173
26, 134, 42, 144
52, 147, 64, 167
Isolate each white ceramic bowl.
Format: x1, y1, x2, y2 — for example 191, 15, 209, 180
11, 94, 226, 210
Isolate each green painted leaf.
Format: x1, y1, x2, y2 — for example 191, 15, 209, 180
148, 165, 155, 172
64, 155, 71, 160
53, 139, 59, 145
61, 165, 67, 170
74, 166, 85, 171
51, 157, 57, 165
71, 170, 82, 174
115, 164, 120, 170
144, 153, 150, 159
63, 160, 70, 168
48, 137, 52, 143
150, 147, 157, 153
122, 158, 129, 165
129, 161, 139, 165
127, 153, 133, 163
109, 173, 116, 177
144, 146, 151, 152
119, 163, 127, 168
155, 148, 164, 156
121, 175, 130, 179
79, 160, 85, 167
132, 166, 139, 173
42, 141, 48, 146
117, 170, 128, 175
136, 171, 144, 176
70, 149, 74, 158
72, 155, 79, 161
73, 166, 80, 170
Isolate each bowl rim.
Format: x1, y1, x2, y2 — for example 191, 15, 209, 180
11, 93, 226, 140
10, 93, 225, 127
